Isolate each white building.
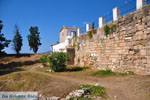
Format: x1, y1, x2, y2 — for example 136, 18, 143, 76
51, 27, 81, 52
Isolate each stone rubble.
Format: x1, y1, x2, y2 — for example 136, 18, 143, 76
39, 84, 102, 100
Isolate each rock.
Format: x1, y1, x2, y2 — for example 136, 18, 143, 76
46, 69, 54, 72
39, 94, 42, 97
95, 83, 99, 86
41, 65, 44, 68
82, 88, 90, 94
49, 69, 52, 72
39, 95, 47, 100
60, 98, 65, 100
65, 95, 71, 100
49, 96, 60, 100
75, 89, 85, 94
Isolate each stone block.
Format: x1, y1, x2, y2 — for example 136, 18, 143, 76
142, 59, 147, 64
147, 49, 150, 56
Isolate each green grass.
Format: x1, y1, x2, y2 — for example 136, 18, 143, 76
93, 70, 135, 76
120, 71, 135, 76
78, 85, 107, 98
93, 70, 116, 76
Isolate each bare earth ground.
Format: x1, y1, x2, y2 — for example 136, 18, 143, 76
0, 54, 150, 100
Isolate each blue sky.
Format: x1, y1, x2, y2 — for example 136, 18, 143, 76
0, 0, 130, 54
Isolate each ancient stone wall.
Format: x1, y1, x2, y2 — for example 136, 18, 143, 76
73, 5, 150, 75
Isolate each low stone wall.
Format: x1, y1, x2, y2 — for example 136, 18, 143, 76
73, 5, 150, 75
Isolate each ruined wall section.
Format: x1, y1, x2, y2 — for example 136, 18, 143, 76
73, 5, 150, 74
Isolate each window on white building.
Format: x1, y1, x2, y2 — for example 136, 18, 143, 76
67, 32, 71, 36
62, 31, 64, 36
71, 31, 77, 37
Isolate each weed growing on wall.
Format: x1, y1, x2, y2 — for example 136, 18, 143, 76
77, 42, 80, 50
78, 58, 80, 63
110, 24, 117, 33
104, 25, 110, 37
93, 29, 97, 34
88, 31, 93, 39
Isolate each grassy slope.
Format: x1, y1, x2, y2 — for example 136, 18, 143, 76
0, 72, 80, 98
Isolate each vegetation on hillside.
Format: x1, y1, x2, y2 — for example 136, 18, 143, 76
40, 54, 49, 66
93, 69, 135, 76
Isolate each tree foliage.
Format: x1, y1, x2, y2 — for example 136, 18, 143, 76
13, 25, 23, 54
27, 26, 41, 53
0, 20, 11, 54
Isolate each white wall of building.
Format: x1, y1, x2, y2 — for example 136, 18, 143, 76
52, 28, 79, 52
52, 39, 69, 52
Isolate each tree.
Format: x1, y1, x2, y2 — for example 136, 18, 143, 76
49, 52, 70, 72
0, 20, 11, 54
27, 26, 41, 53
12, 25, 23, 55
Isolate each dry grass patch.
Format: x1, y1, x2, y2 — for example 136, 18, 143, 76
0, 72, 80, 98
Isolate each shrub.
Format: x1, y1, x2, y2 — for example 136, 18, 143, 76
72, 37, 77, 48
110, 24, 117, 33
49, 52, 70, 72
78, 58, 80, 63
88, 31, 93, 39
104, 25, 110, 37
40, 55, 49, 66
93, 29, 97, 34
72, 42, 76, 48
77, 42, 80, 50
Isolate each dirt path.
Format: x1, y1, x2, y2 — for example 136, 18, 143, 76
27, 63, 150, 100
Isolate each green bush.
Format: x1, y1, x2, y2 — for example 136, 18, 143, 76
77, 42, 80, 50
40, 55, 49, 66
78, 58, 80, 63
104, 25, 110, 37
49, 52, 70, 72
93, 29, 97, 34
88, 31, 93, 39
110, 24, 117, 33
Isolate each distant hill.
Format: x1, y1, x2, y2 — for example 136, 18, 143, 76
40, 50, 52, 54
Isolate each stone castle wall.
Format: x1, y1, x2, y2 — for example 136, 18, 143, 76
73, 5, 150, 75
